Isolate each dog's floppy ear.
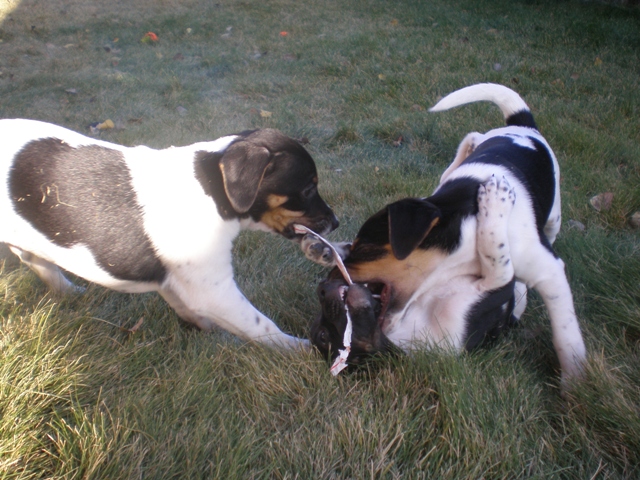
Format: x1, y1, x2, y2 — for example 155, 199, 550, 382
387, 199, 440, 260
219, 141, 272, 213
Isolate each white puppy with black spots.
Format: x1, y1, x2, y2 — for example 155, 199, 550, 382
1, 121, 338, 348
306, 84, 586, 390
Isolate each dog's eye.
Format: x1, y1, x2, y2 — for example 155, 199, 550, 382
301, 183, 317, 199
317, 328, 329, 348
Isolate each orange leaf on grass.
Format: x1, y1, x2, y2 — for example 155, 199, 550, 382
141, 32, 159, 43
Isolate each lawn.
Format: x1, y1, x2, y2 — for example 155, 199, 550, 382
1, 0, 639, 478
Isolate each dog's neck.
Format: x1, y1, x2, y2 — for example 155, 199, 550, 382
193, 150, 242, 221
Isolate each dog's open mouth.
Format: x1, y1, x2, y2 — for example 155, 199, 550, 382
363, 282, 391, 328
341, 281, 391, 329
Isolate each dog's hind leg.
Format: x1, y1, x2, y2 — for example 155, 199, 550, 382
440, 132, 484, 183
513, 281, 528, 321
525, 253, 586, 390
9, 246, 85, 293
476, 175, 516, 291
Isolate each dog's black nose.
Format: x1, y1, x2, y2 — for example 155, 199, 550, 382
317, 279, 346, 302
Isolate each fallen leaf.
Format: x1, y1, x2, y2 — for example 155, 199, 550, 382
378, 74, 386, 80
589, 192, 613, 212
141, 32, 158, 43
98, 119, 114, 129
260, 109, 272, 118
567, 219, 586, 231
390, 19, 399, 26
89, 119, 115, 133
594, 57, 603, 67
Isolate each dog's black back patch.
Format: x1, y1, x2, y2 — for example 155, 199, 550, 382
9, 138, 166, 283
463, 135, 555, 251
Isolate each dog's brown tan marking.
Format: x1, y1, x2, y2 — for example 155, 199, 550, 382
346, 245, 447, 309
260, 204, 305, 233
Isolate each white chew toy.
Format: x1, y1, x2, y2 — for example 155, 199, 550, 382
294, 224, 353, 375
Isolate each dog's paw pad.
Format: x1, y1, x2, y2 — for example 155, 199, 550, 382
301, 234, 336, 267
478, 175, 515, 221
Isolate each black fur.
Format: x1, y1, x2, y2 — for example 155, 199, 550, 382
345, 177, 480, 266
505, 110, 537, 129
194, 150, 235, 220
462, 136, 556, 253
463, 278, 517, 350
194, 129, 337, 235
9, 138, 166, 283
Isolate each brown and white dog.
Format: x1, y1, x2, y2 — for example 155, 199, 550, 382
304, 84, 586, 388
1, 120, 338, 348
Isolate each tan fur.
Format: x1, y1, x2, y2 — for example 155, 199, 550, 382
260, 205, 304, 232
348, 246, 447, 305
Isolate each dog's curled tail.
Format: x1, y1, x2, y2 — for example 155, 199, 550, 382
429, 83, 537, 129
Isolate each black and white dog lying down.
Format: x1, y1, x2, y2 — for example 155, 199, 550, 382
303, 84, 586, 388
1, 120, 338, 348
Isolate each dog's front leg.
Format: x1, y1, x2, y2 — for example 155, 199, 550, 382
300, 234, 350, 268
159, 276, 309, 349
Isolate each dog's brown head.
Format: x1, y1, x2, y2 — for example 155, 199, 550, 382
195, 129, 338, 239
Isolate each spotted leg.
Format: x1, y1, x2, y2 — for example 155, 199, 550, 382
476, 175, 516, 291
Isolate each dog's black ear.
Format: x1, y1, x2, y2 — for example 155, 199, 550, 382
219, 141, 272, 213
387, 199, 440, 260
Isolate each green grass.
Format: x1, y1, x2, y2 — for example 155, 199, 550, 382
1, 0, 640, 477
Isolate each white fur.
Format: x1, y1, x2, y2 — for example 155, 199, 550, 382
1, 119, 307, 349
387, 176, 516, 350
424, 85, 585, 386
314, 84, 586, 389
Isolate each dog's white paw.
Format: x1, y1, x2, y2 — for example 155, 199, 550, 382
301, 234, 337, 267
477, 174, 516, 221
